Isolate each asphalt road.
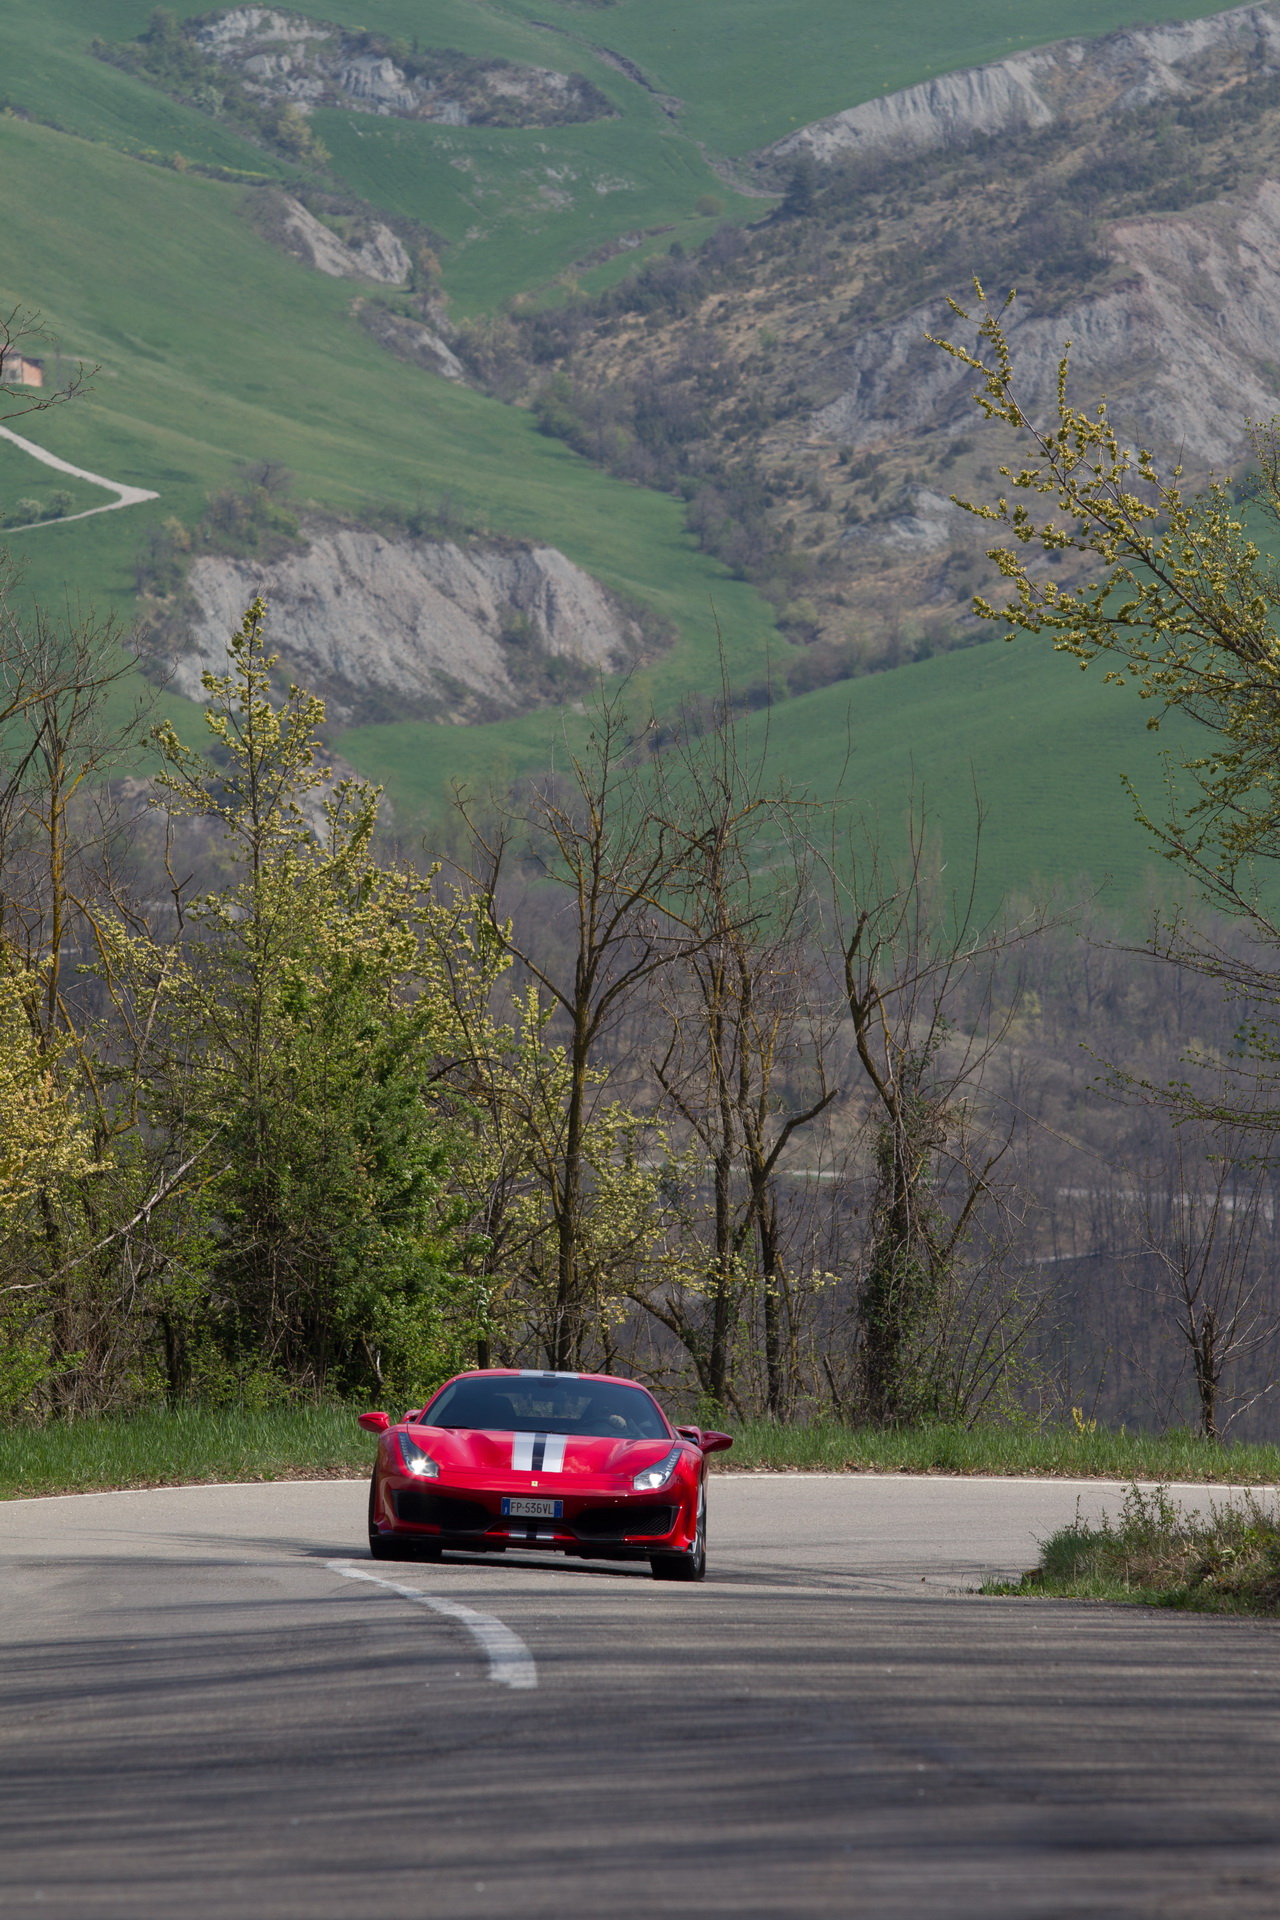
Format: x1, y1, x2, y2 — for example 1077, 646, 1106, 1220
1, 1473, 1277, 1918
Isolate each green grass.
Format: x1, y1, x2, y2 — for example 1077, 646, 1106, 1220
0, 1405, 373, 1499
0, 433, 105, 524
717, 1423, 1280, 1481
985, 1483, 1280, 1613
751, 635, 1202, 926
0, 111, 777, 682
4, 1410, 1279, 1500
5, 0, 1242, 308
315, 109, 759, 315
342, 628, 1196, 924
0, 0, 290, 170
499, 0, 1244, 156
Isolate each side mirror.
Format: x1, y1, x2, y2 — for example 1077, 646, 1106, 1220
676, 1424, 702, 1443
358, 1410, 391, 1434
699, 1430, 733, 1454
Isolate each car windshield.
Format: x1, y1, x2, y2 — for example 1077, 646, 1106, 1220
421, 1375, 670, 1440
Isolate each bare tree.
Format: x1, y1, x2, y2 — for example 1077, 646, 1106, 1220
1130, 1130, 1280, 1438
645, 707, 834, 1416
825, 809, 1049, 1424
1, 304, 94, 425
452, 688, 711, 1370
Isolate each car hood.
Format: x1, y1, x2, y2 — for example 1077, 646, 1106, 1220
403, 1425, 677, 1481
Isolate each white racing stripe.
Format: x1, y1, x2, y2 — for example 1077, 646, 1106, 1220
511, 1431, 569, 1472
325, 1560, 537, 1689
0, 423, 159, 530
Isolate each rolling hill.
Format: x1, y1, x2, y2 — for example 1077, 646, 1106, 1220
0, 0, 1247, 913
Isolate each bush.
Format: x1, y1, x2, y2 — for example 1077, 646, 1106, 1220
1001, 1484, 1280, 1614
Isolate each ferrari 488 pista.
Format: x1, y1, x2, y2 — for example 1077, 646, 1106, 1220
359, 1369, 731, 1581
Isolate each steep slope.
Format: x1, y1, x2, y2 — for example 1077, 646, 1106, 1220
0, 0, 1257, 914
494, 25, 1280, 683
759, 2, 1280, 168
159, 526, 645, 722
0, 110, 776, 770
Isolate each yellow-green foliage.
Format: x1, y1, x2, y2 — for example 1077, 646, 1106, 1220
0, 966, 98, 1224
932, 286, 1280, 896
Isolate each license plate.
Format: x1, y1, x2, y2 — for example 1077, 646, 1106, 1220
502, 1497, 563, 1519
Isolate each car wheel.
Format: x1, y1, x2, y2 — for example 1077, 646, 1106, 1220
368, 1470, 444, 1561
368, 1468, 398, 1558
650, 1484, 706, 1582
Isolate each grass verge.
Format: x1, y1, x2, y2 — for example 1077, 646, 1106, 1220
0, 1405, 372, 1500
985, 1484, 1280, 1615
4, 1411, 1280, 1500
719, 1422, 1280, 1480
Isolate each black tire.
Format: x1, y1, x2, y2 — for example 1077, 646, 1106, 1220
368, 1468, 400, 1559
370, 1532, 409, 1561
650, 1484, 706, 1582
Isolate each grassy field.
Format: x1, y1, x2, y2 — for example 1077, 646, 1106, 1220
4, 1409, 1278, 1500
342, 632, 1193, 921
0, 112, 777, 663
314, 109, 757, 315
499, 0, 1240, 155
6, 0, 1240, 304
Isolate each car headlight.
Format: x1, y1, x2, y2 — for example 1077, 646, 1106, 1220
632, 1446, 682, 1491
396, 1431, 440, 1478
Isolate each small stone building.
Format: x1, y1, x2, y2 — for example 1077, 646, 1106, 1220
0, 349, 43, 388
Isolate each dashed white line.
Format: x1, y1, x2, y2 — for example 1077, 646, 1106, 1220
0, 422, 159, 529
324, 1559, 538, 1690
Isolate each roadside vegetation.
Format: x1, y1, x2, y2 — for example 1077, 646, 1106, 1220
6, 1411, 1280, 1501
987, 1484, 1280, 1615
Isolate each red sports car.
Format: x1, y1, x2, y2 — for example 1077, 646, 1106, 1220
359, 1368, 732, 1581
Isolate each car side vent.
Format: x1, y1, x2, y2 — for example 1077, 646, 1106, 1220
573, 1504, 677, 1540
394, 1490, 492, 1531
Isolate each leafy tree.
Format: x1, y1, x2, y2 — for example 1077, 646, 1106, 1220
931, 287, 1280, 1136
149, 599, 469, 1401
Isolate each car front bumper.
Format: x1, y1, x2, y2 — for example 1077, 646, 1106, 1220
374, 1476, 694, 1556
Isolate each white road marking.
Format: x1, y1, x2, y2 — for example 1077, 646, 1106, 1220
0, 422, 159, 530
324, 1559, 538, 1690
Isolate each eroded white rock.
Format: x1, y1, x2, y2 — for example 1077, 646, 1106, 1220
764, 3, 1280, 167
169, 529, 633, 721
814, 177, 1280, 475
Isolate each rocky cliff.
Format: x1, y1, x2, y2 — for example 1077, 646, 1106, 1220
491, 12, 1280, 689
251, 190, 411, 284
164, 528, 643, 724
815, 178, 1280, 473
761, 2, 1280, 170
194, 9, 614, 128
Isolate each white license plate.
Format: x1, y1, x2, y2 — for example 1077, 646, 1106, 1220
502, 1497, 563, 1519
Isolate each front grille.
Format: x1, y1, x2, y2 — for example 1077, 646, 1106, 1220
393, 1490, 493, 1532
573, 1504, 677, 1540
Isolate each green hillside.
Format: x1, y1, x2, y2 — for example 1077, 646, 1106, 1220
499, 0, 1240, 155
0, 111, 775, 672
0, 0, 1246, 911
341, 633, 1193, 922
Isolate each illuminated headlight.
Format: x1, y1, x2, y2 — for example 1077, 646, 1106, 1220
632, 1446, 681, 1492
396, 1431, 440, 1478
